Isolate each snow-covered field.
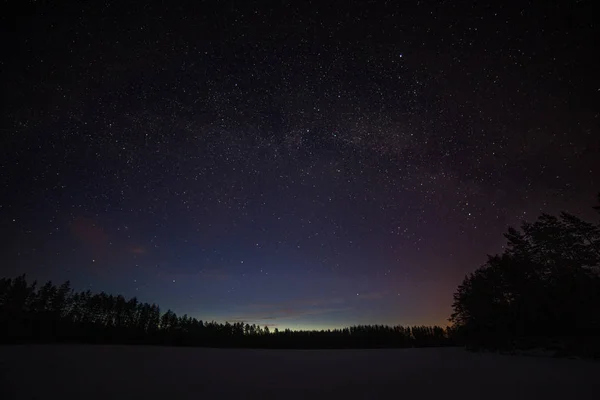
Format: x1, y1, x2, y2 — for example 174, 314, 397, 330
1, 345, 599, 399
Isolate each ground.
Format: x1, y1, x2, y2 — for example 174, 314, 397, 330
1, 345, 599, 399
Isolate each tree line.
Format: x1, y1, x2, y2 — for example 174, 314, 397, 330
451, 193, 600, 358
0, 275, 454, 348
5, 195, 598, 355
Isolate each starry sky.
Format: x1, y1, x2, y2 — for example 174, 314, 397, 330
1, 1, 598, 330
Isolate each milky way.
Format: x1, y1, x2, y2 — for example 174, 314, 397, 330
1, 1, 598, 329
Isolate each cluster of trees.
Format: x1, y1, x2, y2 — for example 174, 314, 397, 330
451, 194, 600, 357
0, 275, 454, 348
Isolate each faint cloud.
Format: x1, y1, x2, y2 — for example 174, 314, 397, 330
130, 246, 146, 255
230, 306, 350, 323
243, 292, 385, 316
69, 216, 110, 256
229, 294, 370, 323
68, 215, 149, 266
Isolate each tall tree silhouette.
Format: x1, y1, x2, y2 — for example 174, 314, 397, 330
451, 194, 600, 356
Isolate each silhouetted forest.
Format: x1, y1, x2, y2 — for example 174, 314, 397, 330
0, 275, 453, 348
451, 194, 600, 358
4, 196, 599, 355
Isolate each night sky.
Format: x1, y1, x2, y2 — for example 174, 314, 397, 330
1, 1, 598, 330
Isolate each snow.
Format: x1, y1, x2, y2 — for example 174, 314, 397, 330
1, 345, 599, 399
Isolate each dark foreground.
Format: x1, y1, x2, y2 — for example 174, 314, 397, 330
1, 345, 599, 399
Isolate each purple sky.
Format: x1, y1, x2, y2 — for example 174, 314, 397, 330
1, 1, 598, 329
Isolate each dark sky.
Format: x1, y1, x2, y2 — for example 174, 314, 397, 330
1, 0, 598, 330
